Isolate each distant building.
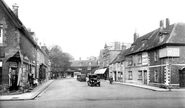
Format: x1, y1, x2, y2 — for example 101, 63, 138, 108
66, 59, 98, 78
97, 41, 131, 79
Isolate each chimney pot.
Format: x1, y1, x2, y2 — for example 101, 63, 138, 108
12, 3, 19, 17
134, 31, 139, 42
160, 20, 164, 28
166, 18, 170, 28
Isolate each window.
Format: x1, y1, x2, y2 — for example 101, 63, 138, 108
131, 45, 135, 51
87, 67, 91, 70
128, 56, 133, 66
154, 51, 159, 61
0, 24, 3, 44
138, 70, 142, 80
128, 71, 132, 80
138, 54, 142, 64
154, 70, 159, 82
88, 62, 92, 65
159, 35, 165, 43
142, 40, 145, 47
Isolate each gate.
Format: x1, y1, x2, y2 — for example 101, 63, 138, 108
179, 68, 185, 87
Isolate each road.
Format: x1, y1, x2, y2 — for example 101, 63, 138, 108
1, 78, 185, 108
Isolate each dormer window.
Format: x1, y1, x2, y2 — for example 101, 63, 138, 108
0, 24, 3, 44
158, 31, 168, 43
131, 44, 135, 51
142, 40, 145, 47
159, 35, 165, 42
89, 62, 92, 65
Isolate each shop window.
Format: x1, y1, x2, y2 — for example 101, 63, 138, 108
138, 70, 142, 80
128, 71, 132, 80
0, 24, 3, 44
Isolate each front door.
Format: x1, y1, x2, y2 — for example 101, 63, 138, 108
179, 68, 185, 87
144, 70, 147, 84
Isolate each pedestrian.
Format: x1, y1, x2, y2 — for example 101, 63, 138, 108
28, 72, 33, 88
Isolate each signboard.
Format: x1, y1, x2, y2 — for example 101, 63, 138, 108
159, 47, 180, 58
142, 52, 148, 65
0, 61, 2, 67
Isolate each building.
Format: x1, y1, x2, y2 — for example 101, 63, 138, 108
69, 59, 98, 78
122, 18, 185, 88
0, 0, 50, 90
109, 49, 130, 82
98, 41, 131, 79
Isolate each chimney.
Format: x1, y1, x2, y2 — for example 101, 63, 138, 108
166, 18, 170, 28
134, 32, 139, 42
159, 20, 164, 32
12, 3, 19, 17
121, 44, 126, 50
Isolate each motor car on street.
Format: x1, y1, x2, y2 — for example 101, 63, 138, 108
87, 74, 100, 87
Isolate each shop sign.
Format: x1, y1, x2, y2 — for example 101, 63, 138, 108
159, 47, 180, 58
9, 62, 17, 67
0, 61, 2, 67
142, 52, 148, 65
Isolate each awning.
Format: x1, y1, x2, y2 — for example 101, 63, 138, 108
94, 68, 107, 74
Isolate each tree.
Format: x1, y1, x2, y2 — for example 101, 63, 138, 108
49, 45, 73, 73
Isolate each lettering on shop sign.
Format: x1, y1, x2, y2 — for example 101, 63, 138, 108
159, 47, 180, 58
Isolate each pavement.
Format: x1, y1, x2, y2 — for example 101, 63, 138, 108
112, 81, 185, 92
0, 80, 54, 101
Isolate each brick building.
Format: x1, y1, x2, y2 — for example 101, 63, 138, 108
111, 18, 185, 88
0, 0, 50, 90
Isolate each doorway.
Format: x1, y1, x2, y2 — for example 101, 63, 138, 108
144, 70, 147, 84
179, 68, 185, 87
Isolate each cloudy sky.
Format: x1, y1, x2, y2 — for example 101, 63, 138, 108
4, 0, 185, 60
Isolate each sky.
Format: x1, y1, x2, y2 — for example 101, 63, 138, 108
4, 0, 185, 60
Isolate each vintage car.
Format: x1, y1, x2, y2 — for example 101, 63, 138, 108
87, 74, 100, 87
77, 74, 86, 82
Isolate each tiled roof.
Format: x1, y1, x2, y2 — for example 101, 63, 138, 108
111, 22, 185, 64
111, 48, 131, 64
70, 60, 98, 67
167, 23, 185, 44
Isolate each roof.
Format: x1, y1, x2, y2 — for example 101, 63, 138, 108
110, 48, 131, 64
70, 60, 98, 67
111, 22, 185, 64
127, 23, 185, 55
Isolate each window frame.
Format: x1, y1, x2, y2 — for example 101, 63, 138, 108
159, 35, 165, 43
138, 54, 142, 64
138, 70, 142, 80
154, 50, 159, 61
0, 24, 3, 44
128, 71, 133, 80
